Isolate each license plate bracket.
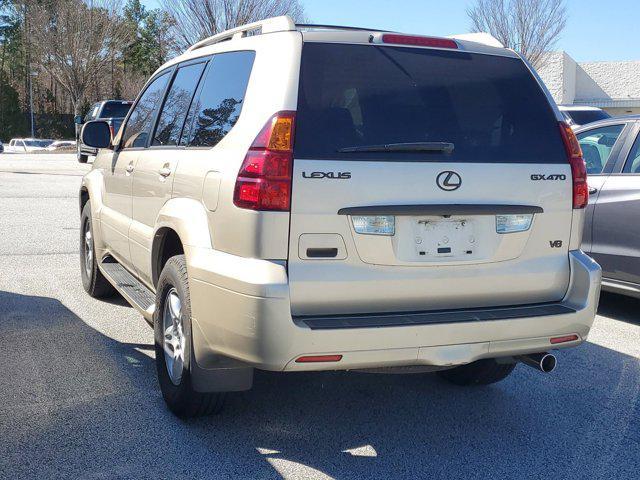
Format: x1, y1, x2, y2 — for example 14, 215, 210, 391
413, 218, 477, 259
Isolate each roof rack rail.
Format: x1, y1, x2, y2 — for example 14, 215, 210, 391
187, 16, 296, 52
296, 23, 391, 33
447, 32, 504, 48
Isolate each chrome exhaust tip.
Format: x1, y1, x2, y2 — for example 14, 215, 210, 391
517, 352, 557, 373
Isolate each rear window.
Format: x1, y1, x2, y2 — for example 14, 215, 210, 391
295, 43, 565, 163
565, 109, 610, 126
100, 101, 132, 119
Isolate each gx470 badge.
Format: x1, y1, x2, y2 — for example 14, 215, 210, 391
531, 174, 567, 181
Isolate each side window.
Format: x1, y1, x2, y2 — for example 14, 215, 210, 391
623, 132, 640, 174
577, 124, 624, 175
121, 72, 170, 149
85, 103, 100, 122
184, 51, 255, 148
152, 62, 206, 147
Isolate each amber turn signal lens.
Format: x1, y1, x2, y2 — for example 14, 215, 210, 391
268, 116, 294, 151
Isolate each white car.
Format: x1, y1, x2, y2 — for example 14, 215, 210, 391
46, 140, 77, 151
558, 105, 610, 128
4, 138, 54, 153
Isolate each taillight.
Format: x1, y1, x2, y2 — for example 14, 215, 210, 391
381, 34, 458, 49
234, 112, 295, 211
109, 124, 115, 140
559, 121, 588, 209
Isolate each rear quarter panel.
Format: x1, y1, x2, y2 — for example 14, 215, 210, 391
171, 31, 303, 259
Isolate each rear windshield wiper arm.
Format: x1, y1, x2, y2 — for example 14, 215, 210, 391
338, 142, 454, 154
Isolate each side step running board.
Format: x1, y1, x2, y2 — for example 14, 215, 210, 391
100, 260, 156, 323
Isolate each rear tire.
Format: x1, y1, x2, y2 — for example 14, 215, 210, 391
80, 201, 116, 298
154, 255, 226, 417
438, 359, 517, 386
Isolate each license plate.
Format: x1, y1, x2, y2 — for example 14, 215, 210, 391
413, 218, 476, 258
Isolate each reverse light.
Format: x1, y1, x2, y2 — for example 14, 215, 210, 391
381, 34, 459, 49
559, 122, 588, 209
234, 112, 296, 211
496, 214, 533, 234
352, 216, 395, 236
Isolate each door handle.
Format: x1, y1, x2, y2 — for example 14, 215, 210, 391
589, 187, 598, 195
158, 166, 172, 178
126, 163, 134, 174
307, 248, 339, 258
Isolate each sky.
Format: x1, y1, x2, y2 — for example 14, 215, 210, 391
143, 0, 640, 62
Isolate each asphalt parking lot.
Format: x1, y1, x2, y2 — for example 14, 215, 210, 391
1, 154, 639, 479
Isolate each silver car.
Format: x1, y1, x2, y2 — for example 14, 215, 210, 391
577, 115, 640, 299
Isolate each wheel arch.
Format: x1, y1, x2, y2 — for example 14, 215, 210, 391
152, 198, 213, 287
79, 187, 89, 215
152, 227, 185, 287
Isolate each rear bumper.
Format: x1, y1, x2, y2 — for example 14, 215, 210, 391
187, 248, 601, 373
79, 144, 97, 156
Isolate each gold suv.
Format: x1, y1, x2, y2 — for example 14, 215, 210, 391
79, 17, 602, 417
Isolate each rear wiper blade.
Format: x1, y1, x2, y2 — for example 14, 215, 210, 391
338, 142, 454, 154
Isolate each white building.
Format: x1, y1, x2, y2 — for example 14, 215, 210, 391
537, 51, 640, 116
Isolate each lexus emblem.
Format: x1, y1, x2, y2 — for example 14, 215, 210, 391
436, 171, 462, 191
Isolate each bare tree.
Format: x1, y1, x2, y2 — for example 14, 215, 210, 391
467, 0, 566, 69
29, 0, 132, 114
160, 0, 305, 52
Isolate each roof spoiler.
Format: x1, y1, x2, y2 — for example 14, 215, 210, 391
447, 32, 504, 48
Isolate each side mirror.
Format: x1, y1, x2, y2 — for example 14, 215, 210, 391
74, 115, 83, 125
81, 121, 112, 149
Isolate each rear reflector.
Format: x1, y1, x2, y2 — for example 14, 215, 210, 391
550, 334, 579, 345
559, 121, 588, 209
381, 34, 458, 49
295, 355, 343, 363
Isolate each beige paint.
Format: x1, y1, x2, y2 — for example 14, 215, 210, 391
81, 25, 601, 378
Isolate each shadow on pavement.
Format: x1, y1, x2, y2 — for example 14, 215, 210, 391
1, 290, 639, 479
598, 291, 640, 325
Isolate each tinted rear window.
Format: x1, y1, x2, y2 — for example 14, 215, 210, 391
100, 101, 132, 118
566, 109, 610, 126
295, 43, 565, 163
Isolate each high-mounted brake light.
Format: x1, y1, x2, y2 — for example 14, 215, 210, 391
234, 112, 296, 211
381, 34, 458, 49
559, 121, 588, 209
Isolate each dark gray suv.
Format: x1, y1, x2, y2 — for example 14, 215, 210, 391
577, 115, 640, 299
